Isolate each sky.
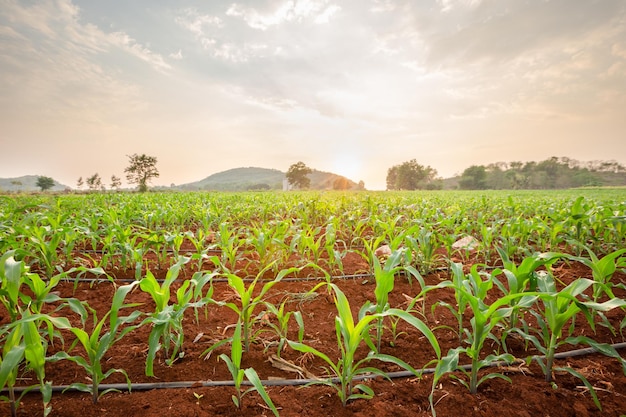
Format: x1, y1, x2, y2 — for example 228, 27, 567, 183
1, 0, 625, 190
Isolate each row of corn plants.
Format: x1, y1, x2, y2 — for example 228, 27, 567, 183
2, 190, 625, 279
1, 189, 625, 415
2, 244, 625, 415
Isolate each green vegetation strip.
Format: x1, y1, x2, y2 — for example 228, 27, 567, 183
4, 343, 625, 394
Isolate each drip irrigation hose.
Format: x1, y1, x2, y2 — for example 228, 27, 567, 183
61, 272, 378, 284
72, 246, 368, 256
5, 342, 626, 394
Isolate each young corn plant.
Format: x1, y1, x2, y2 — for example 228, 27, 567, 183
565, 247, 626, 302
140, 257, 212, 376
1, 251, 29, 323
359, 247, 424, 351
23, 222, 66, 278
217, 222, 244, 273
186, 228, 218, 271
218, 321, 279, 416
298, 225, 325, 267
492, 249, 563, 342
289, 283, 440, 407
434, 263, 538, 395
245, 220, 291, 273
164, 231, 188, 259
0, 311, 71, 417
563, 196, 591, 255
403, 226, 441, 276
432, 262, 469, 343
512, 272, 626, 410
323, 219, 346, 275
262, 299, 304, 358
206, 263, 301, 354
49, 282, 142, 404
0, 250, 92, 323
373, 214, 406, 252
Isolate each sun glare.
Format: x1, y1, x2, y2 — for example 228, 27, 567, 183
332, 154, 361, 182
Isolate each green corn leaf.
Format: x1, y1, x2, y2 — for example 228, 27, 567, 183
0, 344, 25, 389
564, 336, 626, 374
555, 366, 601, 411
477, 372, 512, 387
244, 367, 280, 417
349, 383, 375, 401
288, 341, 335, 370
231, 321, 243, 368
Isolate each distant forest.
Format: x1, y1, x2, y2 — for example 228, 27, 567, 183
452, 157, 626, 190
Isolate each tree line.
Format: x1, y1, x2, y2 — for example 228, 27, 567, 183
385, 156, 625, 190
36, 154, 159, 192
34, 155, 625, 193
456, 157, 626, 190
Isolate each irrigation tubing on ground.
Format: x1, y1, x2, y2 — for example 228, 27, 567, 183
57, 272, 379, 284
51, 262, 444, 284
71, 246, 368, 255
5, 343, 626, 394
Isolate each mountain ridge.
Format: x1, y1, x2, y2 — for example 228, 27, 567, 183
0, 175, 69, 192
176, 166, 361, 191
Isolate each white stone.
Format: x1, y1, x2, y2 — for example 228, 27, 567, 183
375, 244, 392, 257
452, 236, 480, 251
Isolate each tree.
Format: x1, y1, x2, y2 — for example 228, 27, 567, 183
86, 173, 103, 192
386, 159, 437, 190
76, 176, 84, 190
110, 175, 122, 191
124, 154, 159, 192
286, 161, 312, 190
10, 180, 22, 192
333, 177, 351, 190
36, 176, 55, 192
459, 165, 488, 190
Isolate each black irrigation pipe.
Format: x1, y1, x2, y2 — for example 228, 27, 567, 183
77, 249, 223, 254
59, 272, 379, 285
54, 264, 445, 285
6, 343, 626, 394
72, 245, 368, 256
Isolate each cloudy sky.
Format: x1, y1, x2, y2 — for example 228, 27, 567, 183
1, 0, 625, 190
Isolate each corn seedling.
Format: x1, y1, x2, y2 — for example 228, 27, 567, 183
289, 283, 440, 406
359, 247, 407, 351
219, 321, 279, 416
49, 282, 142, 404
1, 310, 71, 417
492, 249, 563, 345
565, 247, 626, 302
435, 264, 538, 395
210, 263, 301, 353
513, 273, 626, 395
432, 262, 468, 342
140, 257, 211, 376
323, 219, 346, 275
263, 299, 304, 358
404, 226, 441, 275
217, 222, 244, 272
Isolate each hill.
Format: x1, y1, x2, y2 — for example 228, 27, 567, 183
177, 167, 360, 191
0, 175, 69, 192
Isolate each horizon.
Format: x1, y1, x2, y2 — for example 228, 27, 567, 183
3, 155, 623, 191
2, 1, 626, 190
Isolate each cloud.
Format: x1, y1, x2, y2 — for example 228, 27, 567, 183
175, 8, 224, 38
0, 0, 173, 127
109, 32, 171, 72
169, 49, 183, 60
226, 0, 340, 30
1, 0, 625, 188
437, 0, 483, 13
